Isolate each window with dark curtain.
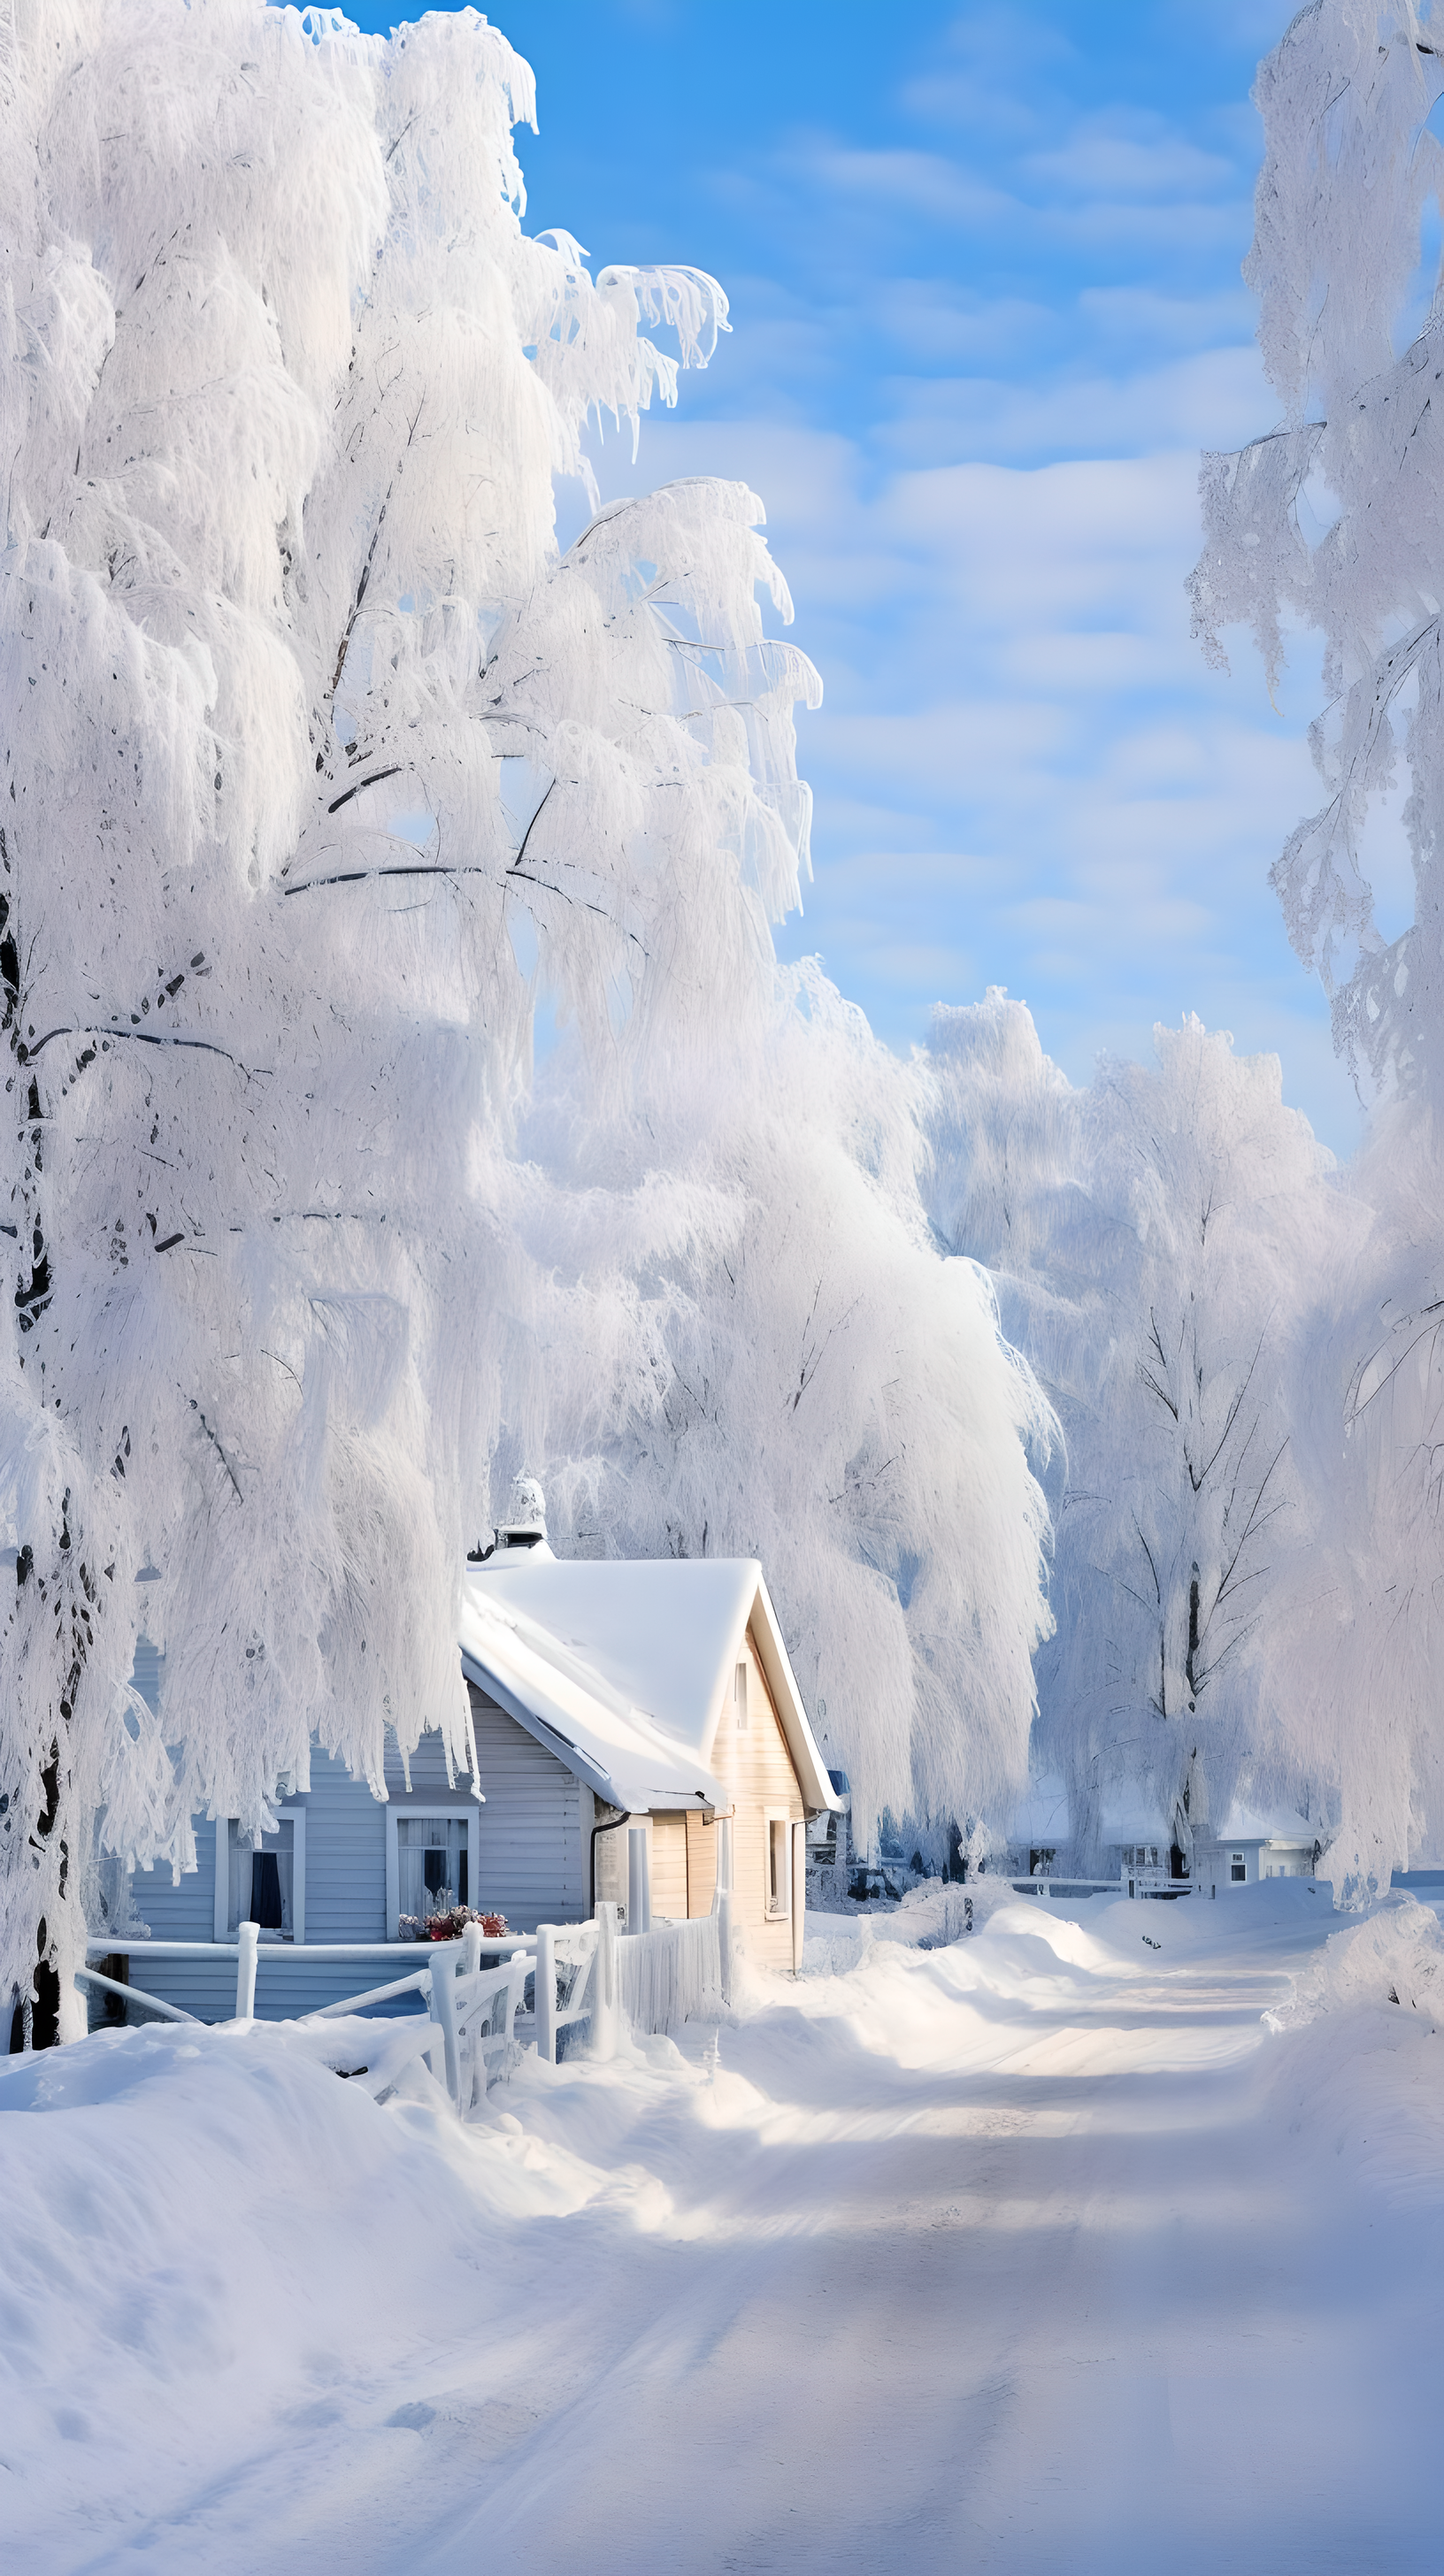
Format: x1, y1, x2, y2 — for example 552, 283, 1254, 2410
250, 1852, 284, 1928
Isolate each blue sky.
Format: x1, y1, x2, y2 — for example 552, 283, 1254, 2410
350, 1, 1359, 1152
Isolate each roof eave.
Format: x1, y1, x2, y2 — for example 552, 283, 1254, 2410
461, 1646, 723, 1813
744, 1573, 841, 1813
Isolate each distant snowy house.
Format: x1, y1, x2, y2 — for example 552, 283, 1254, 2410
114, 1536, 839, 2020
1098, 1796, 1181, 1897
1000, 1773, 1072, 1877
1193, 1804, 1321, 1895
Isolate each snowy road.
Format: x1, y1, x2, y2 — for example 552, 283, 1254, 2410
4, 1885, 1441, 2572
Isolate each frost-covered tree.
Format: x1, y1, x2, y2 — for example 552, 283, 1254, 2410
1187, 0, 1444, 1885
926, 996, 1344, 1865
509, 967, 1056, 1841
1258, 1100, 1444, 1891
0, 0, 815, 2041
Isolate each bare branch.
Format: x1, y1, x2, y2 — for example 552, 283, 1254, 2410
508, 776, 556, 872
183, 1393, 244, 1505
326, 764, 403, 816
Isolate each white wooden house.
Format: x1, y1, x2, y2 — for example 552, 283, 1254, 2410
1192, 1802, 1321, 1894
111, 1544, 839, 2020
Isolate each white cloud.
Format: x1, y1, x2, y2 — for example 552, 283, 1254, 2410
1023, 120, 1238, 203
798, 141, 1018, 226
557, 13, 1358, 1147
594, 402, 1357, 1145
872, 344, 1272, 464
1078, 284, 1256, 351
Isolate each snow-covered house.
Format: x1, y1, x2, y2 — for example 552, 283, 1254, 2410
1193, 1803, 1321, 1895
998, 1772, 1073, 1878
113, 1544, 839, 2020
1098, 1794, 1183, 1896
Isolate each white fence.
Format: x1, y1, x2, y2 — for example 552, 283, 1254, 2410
999, 1874, 1195, 1901
619, 1910, 725, 2035
78, 1898, 728, 2111
1004, 1875, 1124, 1899
77, 1929, 528, 2028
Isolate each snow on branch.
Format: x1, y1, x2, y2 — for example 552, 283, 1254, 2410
1189, 0, 1444, 1100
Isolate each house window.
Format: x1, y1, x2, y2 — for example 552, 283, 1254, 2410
396, 1814, 470, 1921
735, 1662, 749, 1730
766, 1813, 790, 1917
218, 1812, 305, 1943
1231, 1855, 1246, 1882
383, 1806, 482, 1936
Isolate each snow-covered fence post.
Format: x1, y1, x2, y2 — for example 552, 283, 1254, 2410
790, 1821, 806, 1974
627, 1828, 652, 1936
427, 1945, 460, 2104
234, 1920, 258, 2021
715, 1890, 734, 2005
461, 1920, 483, 1978
591, 1901, 620, 2059
713, 1813, 734, 2003
534, 1923, 558, 2066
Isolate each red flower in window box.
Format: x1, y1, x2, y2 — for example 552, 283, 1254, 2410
422, 1904, 509, 1941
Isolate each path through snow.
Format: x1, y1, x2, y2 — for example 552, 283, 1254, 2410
3, 1883, 1440, 2572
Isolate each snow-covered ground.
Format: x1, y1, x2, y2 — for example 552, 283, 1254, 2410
3, 1884, 1441, 2573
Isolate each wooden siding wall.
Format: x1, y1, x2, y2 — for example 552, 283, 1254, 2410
708, 1622, 805, 1972
465, 1688, 586, 1931
127, 1747, 418, 2021
591, 1809, 718, 1924
119, 1681, 586, 2020
685, 1809, 718, 1918
650, 1813, 688, 1919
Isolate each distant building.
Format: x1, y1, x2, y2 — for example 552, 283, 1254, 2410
1193, 1804, 1321, 1895
1000, 1772, 1073, 1879
1098, 1796, 1181, 1896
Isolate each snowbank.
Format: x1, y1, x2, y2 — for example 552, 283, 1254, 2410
4, 1886, 1443, 2572
1266, 1890, 1444, 2032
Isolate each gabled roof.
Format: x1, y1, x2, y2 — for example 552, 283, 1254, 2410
1098, 1797, 1172, 1846
1006, 1772, 1071, 1844
457, 1556, 840, 1816
1215, 1802, 1316, 1845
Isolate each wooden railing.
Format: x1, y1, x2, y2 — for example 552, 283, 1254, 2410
81, 1927, 530, 2026
80, 1896, 734, 2110
81, 1909, 628, 2108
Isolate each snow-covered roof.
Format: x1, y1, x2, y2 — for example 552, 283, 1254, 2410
1214, 1802, 1316, 1846
1098, 1798, 1172, 1846
1006, 1773, 1071, 1844
457, 1555, 840, 1816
